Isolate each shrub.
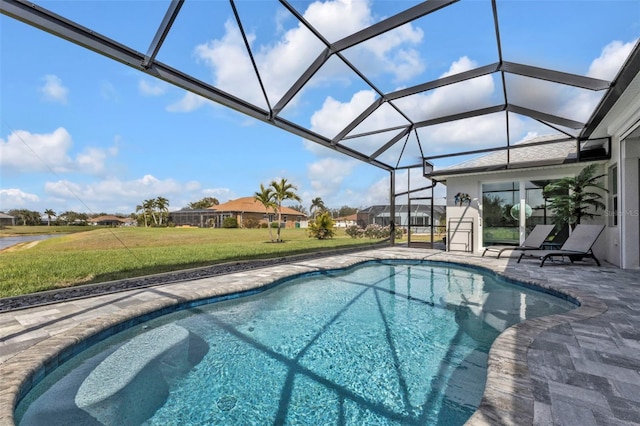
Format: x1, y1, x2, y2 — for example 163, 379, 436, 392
308, 211, 335, 240
364, 223, 386, 239
270, 222, 280, 228
244, 217, 260, 229
260, 223, 269, 228
345, 225, 364, 239
361, 224, 404, 239
222, 217, 238, 228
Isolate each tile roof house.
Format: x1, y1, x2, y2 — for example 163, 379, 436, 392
211, 197, 307, 228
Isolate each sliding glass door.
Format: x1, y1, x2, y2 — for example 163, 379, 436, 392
482, 180, 561, 247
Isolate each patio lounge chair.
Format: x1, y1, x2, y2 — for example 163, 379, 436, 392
482, 224, 555, 258
517, 224, 605, 267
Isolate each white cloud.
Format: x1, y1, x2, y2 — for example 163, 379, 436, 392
1, 128, 73, 173
39, 75, 68, 104
588, 39, 638, 81
138, 79, 167, 96
44, 175, 185, 208
203, 187, 233, 198
166, 91, 208, 112
0, 128, 115, 175
306, 56, 499, 156
310, 90, 378, 138
395, 56, 495, 119
307, 157, 358, 199
0, 188, 40, 208
193, 0, 424, 108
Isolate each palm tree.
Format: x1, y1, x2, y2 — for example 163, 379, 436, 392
155, 196, 170, 226
309, 197, 326, 217
543, 163, 607, 230
254, 183, 277, 242
142, 199, 155, 227
44, 209, 56, 226
270, 178, 302, 242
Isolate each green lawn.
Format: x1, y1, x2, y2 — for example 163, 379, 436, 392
0, 227, 390, 298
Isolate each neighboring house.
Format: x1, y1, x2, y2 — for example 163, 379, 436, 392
0, 213, 16, 226
89, 215, 135, 227
334, 214, 358, 228
169, 209, 220, 228
169, 197, 307, 228
357, 204, 446, 231
212, 197, 307, 228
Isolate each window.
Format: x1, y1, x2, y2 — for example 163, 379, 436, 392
482, 180, 561, 247
609, 164, 618, 226
482, 182, 519, 246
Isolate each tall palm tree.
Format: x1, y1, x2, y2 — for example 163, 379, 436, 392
254, 183, 277, 242
155, 196, 170, 226
43, 209, 56, 226
543, 163, 607, 229
270, 178, 302, 242
309, 197, 326, 217
142, 199, 155, 227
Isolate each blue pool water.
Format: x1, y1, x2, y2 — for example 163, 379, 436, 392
15, 261, 575, 425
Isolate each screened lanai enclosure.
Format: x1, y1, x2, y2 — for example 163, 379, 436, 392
3, 0, 639, 246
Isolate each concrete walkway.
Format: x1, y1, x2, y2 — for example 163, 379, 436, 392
1, 247, 638, 425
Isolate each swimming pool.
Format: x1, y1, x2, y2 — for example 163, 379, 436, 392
15, 260, 575, 425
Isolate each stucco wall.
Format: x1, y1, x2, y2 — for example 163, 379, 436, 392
444, 163, 609, 259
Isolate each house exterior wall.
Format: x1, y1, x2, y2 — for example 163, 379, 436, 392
444, 164, 608, 258
620, 136, 640, 268
0, 216, 16, 226
445, 178, 479, 252
234, 212, 303, 228
598, 72, 640, 269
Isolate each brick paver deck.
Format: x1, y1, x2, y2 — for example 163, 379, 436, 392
1, 247, 638, 425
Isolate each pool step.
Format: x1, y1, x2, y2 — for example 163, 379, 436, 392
74, 323, 203, 425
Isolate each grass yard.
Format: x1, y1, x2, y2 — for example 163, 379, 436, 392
0, 227, 390, 298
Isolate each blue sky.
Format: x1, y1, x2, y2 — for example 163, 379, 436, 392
1, 0, 638, 216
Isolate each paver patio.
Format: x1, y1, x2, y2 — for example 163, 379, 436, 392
1, 246, 638, 425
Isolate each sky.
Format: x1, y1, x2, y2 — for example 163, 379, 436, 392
1, 0, 638, 216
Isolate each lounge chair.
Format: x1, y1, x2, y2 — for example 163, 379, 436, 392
482, 224, 555, 258
517, 224, 605, 267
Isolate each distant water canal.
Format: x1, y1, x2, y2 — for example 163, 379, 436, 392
0, 234, 64, 250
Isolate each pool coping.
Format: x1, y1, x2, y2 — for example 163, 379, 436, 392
0, 247, 630, 425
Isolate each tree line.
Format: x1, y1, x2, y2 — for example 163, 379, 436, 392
2, 182, 359, 228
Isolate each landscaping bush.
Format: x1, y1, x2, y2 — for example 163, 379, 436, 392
364, 223, 386, 239
260, 223, 269, 229
345, 225, 364, 239
244, 217, 260, 229
308, 211, 335, 240
270, 222, 280, 228
361, 224, 403, 240
222, 217, 238, 228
